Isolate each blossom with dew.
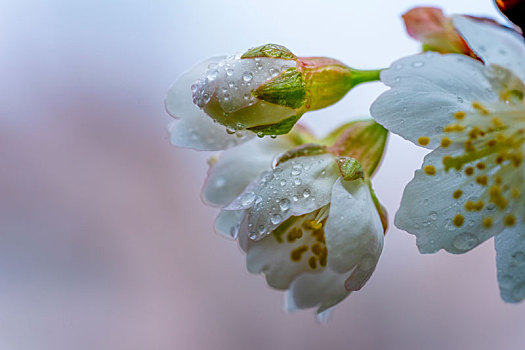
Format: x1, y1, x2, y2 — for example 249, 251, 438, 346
371, 15, 525, 302
165, 44, 382, 150
204, 120, 388, 315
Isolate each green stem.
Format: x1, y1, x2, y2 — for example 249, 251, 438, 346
350, 68, 383, 86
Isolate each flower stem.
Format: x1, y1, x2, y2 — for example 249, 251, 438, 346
351, 68, 383, 86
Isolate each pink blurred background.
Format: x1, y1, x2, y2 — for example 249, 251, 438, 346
1, 0, 524, 349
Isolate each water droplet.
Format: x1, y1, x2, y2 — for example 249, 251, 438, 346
269, 67, 279, 77
394, 76, 401, 82
257, 225, 267, 235
240, 192, 256, 207
257, 132, 264, 138
214, 177, 226, 188
302, 188, 311, 198
255, 195, 263, 204
291, 169, 301, 176
294, 179, 302, 186
271, 214, 282, 225
279, 198, 291, 211
452, 233, 479, 251
292, 196, 299, 202
242, 71, 253, 82
249, 232, 257, 240
226, 67, 234, 76
429, 211, 438, 221
457, 96, 464, 103
207, 69, 219, 81
280, 180, 287, 186
411, 61, 424, 68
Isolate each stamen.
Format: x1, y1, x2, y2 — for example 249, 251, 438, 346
424, 165, 436, 175
453, 214, 465, 227
418, 136, 430, 146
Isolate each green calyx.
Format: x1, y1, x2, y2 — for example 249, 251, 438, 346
241, 44, 296, 60
326, 119, 388, 177
253, 68, 306, 109
247, 113, 303, 136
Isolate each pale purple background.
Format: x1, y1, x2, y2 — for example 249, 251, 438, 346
1, 0, 524, 349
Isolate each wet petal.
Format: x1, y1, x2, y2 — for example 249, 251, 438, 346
370, 53, 500, 148
168, 118, 252, 151
166, 56, 253, 150
324, 179, 384, 274
495, 223, 525, 303
202, 137, 292, 207
165, 56, 225, 120
395, 144, 511, 254
241, 153, 339, 240
453, 16, 525, 81
285, 268, 351, 313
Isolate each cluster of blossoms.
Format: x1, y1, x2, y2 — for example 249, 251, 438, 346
166, 1, 525, 318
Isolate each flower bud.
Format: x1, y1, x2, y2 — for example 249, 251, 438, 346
189, 44, 381, 136
402, 7, 473, 55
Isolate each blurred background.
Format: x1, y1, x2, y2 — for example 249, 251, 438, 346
1, 0, 523, 349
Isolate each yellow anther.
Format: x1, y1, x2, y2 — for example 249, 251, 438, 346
468, 127, 481, 139
476, 162, 486, 170
308, 256, 317, 269
418, 136, 430, 146
453, 214, 465, 227
465, 167, 474, 176
482, 217, 493, 228
290, 246, 308, 262
487, 139, 497, 147
489, 185, 508, 210
454, 111, 466, 120
472, 101, 490, 115
496, 155, 504, 164
311, 243, 322, 256
453, 189, 463, 199
512, 188, 521, 198
476, 175, 488, 186
491, 117, 504, 127
504, 214, 516, 227
464, 139, 476, 152
286, 228, 303, 242
424, 165, 436, 175
465, 200, 484, 211
495, 176, 503, 185
444, 124, 466, 132
441, 137, 452, 148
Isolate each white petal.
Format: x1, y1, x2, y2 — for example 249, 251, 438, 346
324, 178, 384, 275
243, 154, 339, 240
243, 212, 327, 290
495, 224, 525, 303
395, 144, 507, 254
168, 118, 253, 151
202, 137, 293, 207
166, 56, 253, 151
285, 268, 351, 313
165, 56, 225, 120
370, 53, 500, 148
214, 210, 244, 239
453, 16, 525, 81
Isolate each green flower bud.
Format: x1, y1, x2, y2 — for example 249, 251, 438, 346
187, 44, 382, 137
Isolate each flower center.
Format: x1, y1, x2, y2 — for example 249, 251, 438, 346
272, 207, 330, 270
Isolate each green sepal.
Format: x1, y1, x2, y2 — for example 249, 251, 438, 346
247, 113, 302, 136
273, 143, 328, 167
328, 120, 388, 177
336, 157, 364, 181
254, 68, 306, 109
241, 44, 296, 60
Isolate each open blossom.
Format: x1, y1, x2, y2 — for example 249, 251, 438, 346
165, 44, 381, 150
371, 16, 525, 302
203, 121, 388, 314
